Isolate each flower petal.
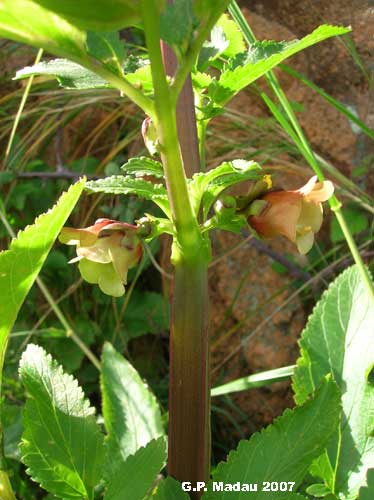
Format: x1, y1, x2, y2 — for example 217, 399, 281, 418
296, 230, 315, 254
304, 180, 334, 204
98, 264, 125, 297
78, 259, 103, 284
251, 191, 302, 242
59, 227, 97, 246
298, 200, 323, 233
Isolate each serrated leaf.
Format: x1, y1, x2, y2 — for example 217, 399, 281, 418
160, 0, 195, 53
15, 59, 109, 90
31, 0, 141, 31
104, 437, 167, 500
121, 157, 164, 179
0, 180, 84, 385
203, 378, 340, 499
85, 176, 170, 217
192, 71, 213, 90
152, 476, 189, 499
101, 343, 164, 476
217, 14, 246, 58
209, 25, 350, 105
292, 266, 374, 500
189, 159, 261, 217
198, 25, 229, 69
19, 344, 105, 500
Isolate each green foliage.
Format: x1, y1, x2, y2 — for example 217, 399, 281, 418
293, 266, 374, 499
211, 365, 295, 397
104, 437, 167, 500
160, 0, 195, 55
85, 176, 171, 218
216, 14, 246, 58
204, 25, 350, 106
101, 343, 164, 475
189, 159, 261, 218
124, 291, 170, 340
121, 157, 164, 179
30, 0, 142, 31
330, 205, 368, 243
19, 344, 105, 500
15, 59, 109, 90
0, 0, 88, 63
85, 31, 124, 74
152, 477, 189, 499
0, 180, 84, 383
203, 378, 340, 498
359, 469, 374, 500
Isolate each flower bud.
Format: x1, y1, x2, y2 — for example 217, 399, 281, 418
141, 117, 159, 156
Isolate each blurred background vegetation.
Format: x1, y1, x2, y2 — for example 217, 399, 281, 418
1, 1, 373, 497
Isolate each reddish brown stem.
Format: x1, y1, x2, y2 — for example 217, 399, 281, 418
161, 41, 200, 177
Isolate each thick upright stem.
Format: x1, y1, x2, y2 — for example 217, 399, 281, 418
141, 2, 211, 494
169, 258, 210, 497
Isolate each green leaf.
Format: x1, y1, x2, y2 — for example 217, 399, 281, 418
85, 176, 170, 217
124, 291, 170, 340
198, 25, 229, 69
292, 265, 374, 500
217, 14, 246, 58
189, 159, 261, 217
209, 25, 351, 105
121, 157, 164, 179
203, 378, 340, 499
330, 205, 368, 243
160, 0, 195, 53
104, 437, 167, 500
0, 180, 84, 383
359, 469, 374, 500
211, 365, 296, 397
85, 31, 125, 73
152, 477, 189, 499
19, 344, 105, 500
101, 343, 164, 476
0, 0, 88, 63
31, 0, 141, 31
15, 59, 109, 90
306, 483, 332, 497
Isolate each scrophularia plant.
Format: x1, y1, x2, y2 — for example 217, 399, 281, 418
1, 1, 372, 500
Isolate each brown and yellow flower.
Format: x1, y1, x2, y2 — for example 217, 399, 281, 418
249, 176, 334, 254
59, 218, 142, 297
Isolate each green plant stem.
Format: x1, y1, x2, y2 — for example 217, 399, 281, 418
229, 0, 374, 302
161, 40, 200, 176
170, 0, 231, 100
3, 48, 43, 168
0, 209, 101, 370
141, 1, 211, 493
88, 62, 156, 120
141, 0, 200, 251
0, 471, 16, 500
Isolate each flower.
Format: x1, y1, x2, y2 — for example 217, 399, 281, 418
59, 218, 142, 297
248, 176, 334, 254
